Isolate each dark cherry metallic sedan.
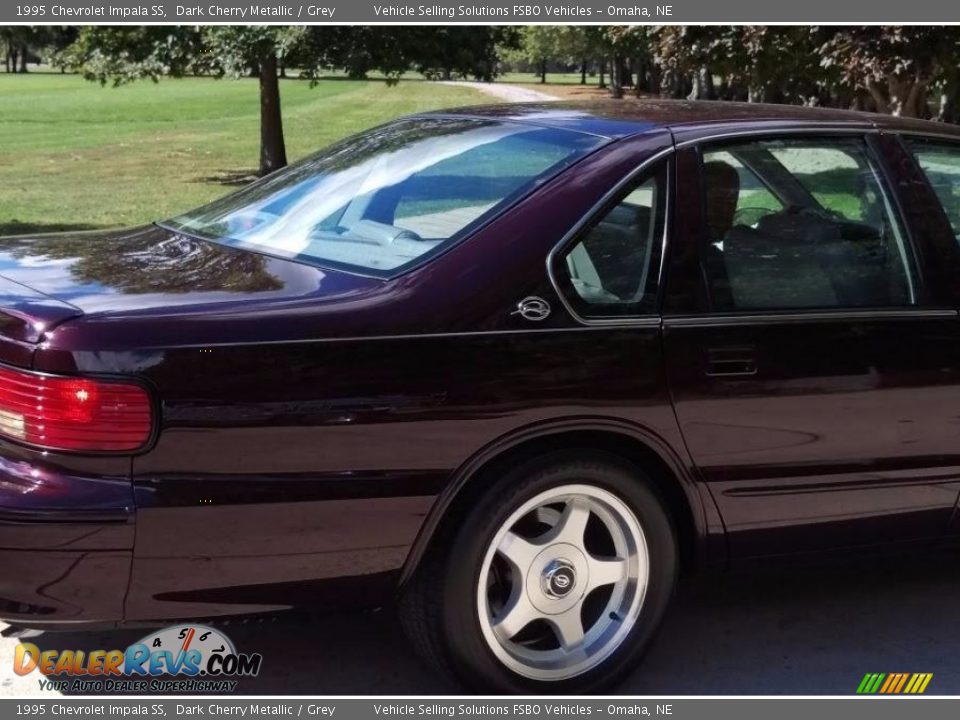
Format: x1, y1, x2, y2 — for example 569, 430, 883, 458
4, 99, 960, 692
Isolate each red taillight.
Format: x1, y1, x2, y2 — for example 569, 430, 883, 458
0, 365, 152, 452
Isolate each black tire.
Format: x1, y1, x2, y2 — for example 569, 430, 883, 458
399, 451, 678, 693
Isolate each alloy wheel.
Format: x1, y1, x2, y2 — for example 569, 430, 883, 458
476, 483, 649, 681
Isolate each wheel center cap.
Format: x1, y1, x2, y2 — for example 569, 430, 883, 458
541, 559, 576, 599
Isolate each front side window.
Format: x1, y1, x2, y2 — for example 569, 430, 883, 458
700, 138, 916, 311
553, 162, 668, 319
164, 118, 603, 276
905, 139, 960, 242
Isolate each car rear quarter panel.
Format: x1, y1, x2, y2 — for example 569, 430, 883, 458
0, 440, 133, 625
33, 130, 697, 622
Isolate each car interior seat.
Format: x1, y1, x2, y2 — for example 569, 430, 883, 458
567, 202, 654, 304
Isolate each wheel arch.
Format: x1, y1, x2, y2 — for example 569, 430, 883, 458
398, 418, 711, 588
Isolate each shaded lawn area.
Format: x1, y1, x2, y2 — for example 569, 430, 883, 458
0, 74, 488, 235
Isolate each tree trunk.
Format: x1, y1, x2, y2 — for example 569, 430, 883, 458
938, 70, 960, 124
878, 74, 929, 118
598, 62, 605, 89
580, 59, 587, 85
18, 44, 27, 73
609, 56, 623, 99
866, 79, 892, 115
258, 54, 287, 177
649, 64, 662, 97
703, 67, 715, 99
620, 58, 632, 88
688, 66, 713, 100
903, 75, 929, 118
539, 59, 547, 84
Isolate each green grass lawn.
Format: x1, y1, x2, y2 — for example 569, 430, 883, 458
0, 73, 488, 235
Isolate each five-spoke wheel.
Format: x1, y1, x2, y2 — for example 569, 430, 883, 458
478, 485, 648, 681
399, 453, 677, 693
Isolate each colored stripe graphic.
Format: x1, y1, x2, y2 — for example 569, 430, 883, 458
857, 673, 933, 694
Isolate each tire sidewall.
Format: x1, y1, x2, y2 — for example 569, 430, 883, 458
439, 452, 678, 693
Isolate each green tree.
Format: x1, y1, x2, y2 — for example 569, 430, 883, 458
412, 27, 517, 81
301, 26, 410, 82
714, 27, 823, 104
516, 26, 566, 84
607, 26, 656, 97
562, 27, 607, 85
56, 26, 210, 83
59, 26, 301, 175
1, 26, 45, 73
202, 26, 306, 174
817, 26, 950, 117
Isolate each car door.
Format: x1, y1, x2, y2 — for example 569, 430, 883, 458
901, 133, 960, 541
662, 132, 960, 558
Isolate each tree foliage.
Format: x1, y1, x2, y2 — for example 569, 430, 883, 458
42, 25, 509, 176
506, 24, 960, 119
9, 24, 960, 177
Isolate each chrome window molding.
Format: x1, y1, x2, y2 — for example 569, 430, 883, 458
891, 130, 960, 144
421, 112, 616, 140
673, 125, 878, 150
150, 323, 663, 351
663, 308, 957, 328
546, 146, 676, 328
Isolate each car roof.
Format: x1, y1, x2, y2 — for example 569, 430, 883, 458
428, 99, 960, 141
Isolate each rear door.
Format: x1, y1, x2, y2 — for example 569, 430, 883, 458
901, 134, 960, 541
662, 132, 960, 559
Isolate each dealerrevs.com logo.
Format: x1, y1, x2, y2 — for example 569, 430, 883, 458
13, 624, 263, 693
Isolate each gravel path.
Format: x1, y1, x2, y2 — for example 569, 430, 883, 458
440, 81, 560, 103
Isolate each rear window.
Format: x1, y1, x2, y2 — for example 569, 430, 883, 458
164, 118, 603, 276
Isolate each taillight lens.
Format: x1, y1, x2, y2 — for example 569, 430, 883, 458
0, 365, 152, 452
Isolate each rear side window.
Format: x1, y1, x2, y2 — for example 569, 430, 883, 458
905, 139, 960, 241
553, 162, 668, 319
700, 138, 916, 311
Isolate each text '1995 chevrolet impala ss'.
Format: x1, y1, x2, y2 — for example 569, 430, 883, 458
3, 99, 960, 692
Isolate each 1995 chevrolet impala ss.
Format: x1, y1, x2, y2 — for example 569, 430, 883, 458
4, 99, 960, 692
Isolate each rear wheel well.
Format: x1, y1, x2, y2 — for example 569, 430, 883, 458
416, 430, 698, 576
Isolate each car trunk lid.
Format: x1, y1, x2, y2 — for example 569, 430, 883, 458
0, 274, 83, 367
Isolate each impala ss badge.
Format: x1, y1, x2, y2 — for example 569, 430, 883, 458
512, 296, 551, 322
